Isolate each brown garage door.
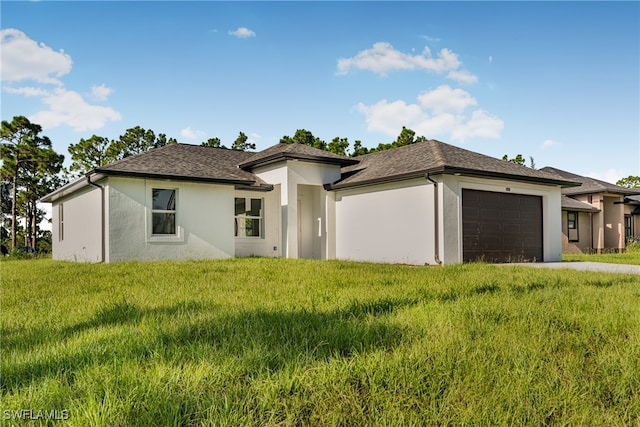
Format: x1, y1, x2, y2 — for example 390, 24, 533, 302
462, 189, 543, 263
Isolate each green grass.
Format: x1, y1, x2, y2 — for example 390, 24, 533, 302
563, 246, 640, 265
2, 258, 639, 426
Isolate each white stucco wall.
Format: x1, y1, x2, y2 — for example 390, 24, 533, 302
50, 185, 103, 262
253, 160, 342, 260
332, 174, 563, 265
441, 175, 564, 263
333, 179, 436, 265
106, 177, 235, 262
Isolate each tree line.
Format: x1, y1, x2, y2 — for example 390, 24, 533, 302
2, 114, 639, 253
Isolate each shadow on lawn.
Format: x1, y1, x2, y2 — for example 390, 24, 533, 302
3, 298, 411, 390
1, 301, 212, 352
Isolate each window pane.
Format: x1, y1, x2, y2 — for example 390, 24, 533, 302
235, 198, 246, 215
153, 189, 175, 210
245, 218, 261, 237
153, 212, 175, 234
248, 199, 261, 216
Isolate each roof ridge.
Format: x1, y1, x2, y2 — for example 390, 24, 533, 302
428, 139, 446, 166
542, 166, 632, 192
239, 142, 358, 169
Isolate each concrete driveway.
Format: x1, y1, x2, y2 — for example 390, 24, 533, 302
506, 262, 640, 275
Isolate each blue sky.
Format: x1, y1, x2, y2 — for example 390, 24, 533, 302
2, 1, 639, 183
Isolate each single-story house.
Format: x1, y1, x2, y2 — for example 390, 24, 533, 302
624, 195, 640, 242
539, 167, 640, 253
42, 140, 579, 264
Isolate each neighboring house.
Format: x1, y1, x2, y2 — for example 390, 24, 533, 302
622, 194, 640, 243
539, 167, 640, 253
42, 140, 578, 264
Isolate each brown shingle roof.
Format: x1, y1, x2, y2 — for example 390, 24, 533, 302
561, 196, 600, 212
238, 143, 359, 169
328, 140, 579, 190
96, 143, 267, 186
539, 167, 640, 196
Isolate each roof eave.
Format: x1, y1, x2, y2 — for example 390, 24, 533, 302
432, 166, 581, 187
94, 169, 256, 186
326, 166, 581, 191
40, 172, 108, 203
234, 183, 274, 192
325, 170, 428, 191
240, 153, 359, 170
561, 205, 600, 213
563, 188, 640, 197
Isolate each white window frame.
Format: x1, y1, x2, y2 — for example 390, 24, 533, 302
146, 185, 183, 242
235, 197, 263, 238
567, 211, 579, 242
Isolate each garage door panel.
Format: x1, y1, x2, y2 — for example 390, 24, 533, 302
503, 210, 521, 220
503, 224, 522, 233
462, 189, 542, 263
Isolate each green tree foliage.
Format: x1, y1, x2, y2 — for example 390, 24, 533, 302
616, 176, 640, 189
68, 135, 113, 175
279, 127, 429, 158
68, 127, 178, 176
1, 116, 64, 249
201, 137, 226, 148
280, 129, 327, 150
351, 140, 369, 157
502, 153, 535, 168
366, 126, 427, 154
231, 132, 256, 151
156, 133, 178, 147
327, 137, 350, 156
502, 153, 526, 166
107, 126, 175, 161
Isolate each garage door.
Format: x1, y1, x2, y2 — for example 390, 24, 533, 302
462, 189, 543, 263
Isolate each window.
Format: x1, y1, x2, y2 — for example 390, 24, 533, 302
59, 203, 64, 241
625, 215, 632, 242
152, 189, 176, 235
567, 211, 578, 242
235, 197, 262, 237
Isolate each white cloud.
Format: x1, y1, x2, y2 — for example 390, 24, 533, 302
229, 27, 256, 38
356, 86, 503, 142
587, 169, 625, 185
418, 85, 477, 114
180, 126, 206, 140
422, 35, 441, 43
336, 42, 477, 84
0, 28, 72, 85
29, 88, 121, 132
91, 84, 114, 101
541, 139, 558, 149
446, 69, 478, 84
356, 100, 426, 135
450, 110, 504, 141
1, 29, 121, 133
4, 86, 49, 97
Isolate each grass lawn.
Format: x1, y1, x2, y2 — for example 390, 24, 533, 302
563, 248, 640, 265
2, 258, 639, 426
